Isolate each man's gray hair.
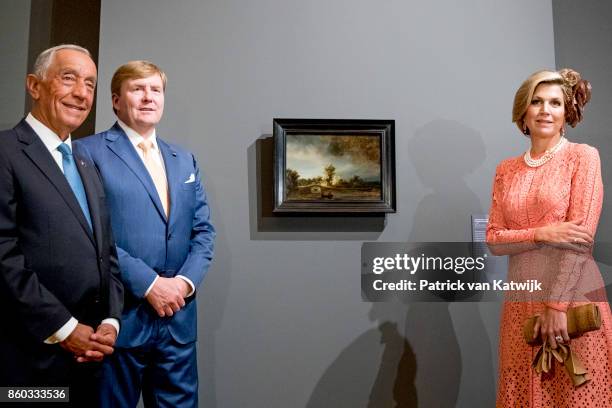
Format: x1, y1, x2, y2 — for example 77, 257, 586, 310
32, 44, 91, 78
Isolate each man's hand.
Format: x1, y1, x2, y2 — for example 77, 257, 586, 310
74, 323, 118, 363
91, 323, 117, 347
59, 323, 114, 363
145, 277, 188, 317
176, 278, 192, 298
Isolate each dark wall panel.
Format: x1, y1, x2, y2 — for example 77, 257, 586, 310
27, 0, 100, 138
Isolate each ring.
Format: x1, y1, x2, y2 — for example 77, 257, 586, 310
574, 238, 578, 243
555, 335, 564, 343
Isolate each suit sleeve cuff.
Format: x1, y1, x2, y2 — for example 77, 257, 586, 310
143, 275, 159, 297
101, 318, 120, 336
176, 275, 195, 297
44, 317, 78, 344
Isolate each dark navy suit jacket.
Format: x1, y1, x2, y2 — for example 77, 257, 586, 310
0, 119, 123, 385
76, 123, 215, 346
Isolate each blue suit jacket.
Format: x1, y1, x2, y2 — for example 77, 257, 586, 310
76, 123, 215, 346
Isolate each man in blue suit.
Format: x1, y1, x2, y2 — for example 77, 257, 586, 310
77, 60, 215, 408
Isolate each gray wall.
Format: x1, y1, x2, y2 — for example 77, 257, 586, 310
0, 0, 30, 129
96, 0, 556, 406
553, 1, 612, 247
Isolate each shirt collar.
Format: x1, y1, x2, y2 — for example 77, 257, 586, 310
116, 119, 158, 152
25, 113, 72, 152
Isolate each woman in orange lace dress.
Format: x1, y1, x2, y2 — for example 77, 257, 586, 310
486, 69, 612, 407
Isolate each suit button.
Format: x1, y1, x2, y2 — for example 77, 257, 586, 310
94, 298, 100, 304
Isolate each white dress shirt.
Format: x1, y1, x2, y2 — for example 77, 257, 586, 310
116, 120, 195, 298
25, 113, 120, 343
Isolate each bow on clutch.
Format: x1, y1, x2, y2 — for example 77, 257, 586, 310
532, 342, 590, 387
523, 303, 601, 388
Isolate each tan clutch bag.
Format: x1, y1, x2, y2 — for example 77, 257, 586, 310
523, 303, 601, 346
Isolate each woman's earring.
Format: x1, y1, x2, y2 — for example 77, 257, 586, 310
560, 126, 566, 137
522, 125, 529, 135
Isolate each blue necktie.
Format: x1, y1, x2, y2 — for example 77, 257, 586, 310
57, 143, 92, 231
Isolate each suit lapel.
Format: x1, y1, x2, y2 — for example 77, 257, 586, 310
158, 138, 179, 228
15, 120, 95, 244
104, 123, 167, 222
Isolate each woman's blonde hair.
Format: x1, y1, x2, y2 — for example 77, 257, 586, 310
512, 68, 591, 134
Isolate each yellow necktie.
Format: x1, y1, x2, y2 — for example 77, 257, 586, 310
138, 140, 169, 217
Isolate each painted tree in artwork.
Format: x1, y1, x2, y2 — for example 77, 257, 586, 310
349, 175, 364, 187
286, 168, 300, 191
324, 164, 336, 186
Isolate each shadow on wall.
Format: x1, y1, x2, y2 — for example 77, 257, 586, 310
404, 119, 495, 407
305, 119, 495, 407
247, 136, 386, 241
306, 302, 417, 408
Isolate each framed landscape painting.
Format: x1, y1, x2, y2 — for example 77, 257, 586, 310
273, 119, 396, 213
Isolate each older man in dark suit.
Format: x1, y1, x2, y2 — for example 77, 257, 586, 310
0, 44, 123, 405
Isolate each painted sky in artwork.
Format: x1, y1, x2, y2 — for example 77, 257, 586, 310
286, 134, 381, 181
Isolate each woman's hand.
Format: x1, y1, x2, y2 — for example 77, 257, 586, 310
532, 307, 570, 348
535, 222, 593, 250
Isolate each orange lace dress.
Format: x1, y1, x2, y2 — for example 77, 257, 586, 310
486, 142, 612, 407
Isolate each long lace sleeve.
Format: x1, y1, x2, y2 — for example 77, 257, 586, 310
486, 161, 541, 255
545, 145, 604, 311
565, 146, 603, 236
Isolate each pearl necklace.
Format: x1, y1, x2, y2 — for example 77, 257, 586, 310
523, 137, 567, 167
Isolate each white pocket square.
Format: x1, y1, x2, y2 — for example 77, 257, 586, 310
184, 173, 195, 183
